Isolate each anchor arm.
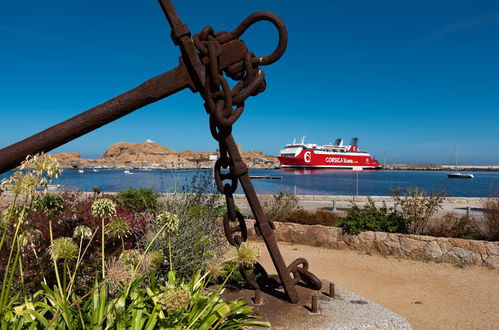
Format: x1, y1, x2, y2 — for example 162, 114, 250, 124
0, 63, 193, 174
0, 37, 248, 174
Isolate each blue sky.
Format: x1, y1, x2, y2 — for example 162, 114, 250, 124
1, 0, 498, 164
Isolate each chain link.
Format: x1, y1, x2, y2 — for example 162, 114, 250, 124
192, 11, 321, 298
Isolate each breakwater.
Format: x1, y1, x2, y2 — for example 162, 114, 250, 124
384, 163, 499, 171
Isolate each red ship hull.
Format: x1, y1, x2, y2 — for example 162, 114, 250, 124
278, 143, 380, 170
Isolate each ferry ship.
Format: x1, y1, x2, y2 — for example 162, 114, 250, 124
278, 137, 380, 169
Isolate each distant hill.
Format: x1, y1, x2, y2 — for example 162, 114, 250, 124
50, 141, 277, 168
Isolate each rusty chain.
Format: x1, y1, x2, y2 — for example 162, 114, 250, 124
192, 12, 322, 298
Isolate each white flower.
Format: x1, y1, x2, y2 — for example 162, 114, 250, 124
73, 225, 93, 240
91, 198, 116, 219
156, 211, 180, 236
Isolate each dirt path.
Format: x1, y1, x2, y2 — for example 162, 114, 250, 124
256, 242, 499, 330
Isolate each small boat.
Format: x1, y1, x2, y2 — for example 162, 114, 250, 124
124, 170, 133, 175
78, 169, 84, 174
447, 173, 474, 179
447, 143, 474, 179
47, 184, 62, 191
93, 169, 99, 172
249, 175, 283, 180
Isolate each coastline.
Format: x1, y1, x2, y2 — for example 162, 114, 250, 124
53, 161, 499, 172
382, 163, 499, 172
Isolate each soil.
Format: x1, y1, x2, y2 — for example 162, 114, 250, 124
255, 241, 499, 330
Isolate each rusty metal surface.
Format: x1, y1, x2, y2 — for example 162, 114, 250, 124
0, 0, 321, 303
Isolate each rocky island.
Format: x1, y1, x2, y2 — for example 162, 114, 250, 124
50, 140, 277, 170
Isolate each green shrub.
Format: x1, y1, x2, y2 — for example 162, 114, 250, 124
145, 172, 226, 280
480, 194, 499, 240
114, 187, 159, 212
282, 209, 339, 226
262, 192, 299, 222
33, 193, 65, 216
426, 212, 473, 239
391, 187, 446, 235
339, 199, 407, 234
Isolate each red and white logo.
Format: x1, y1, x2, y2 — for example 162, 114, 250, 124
304, 151, 312, 163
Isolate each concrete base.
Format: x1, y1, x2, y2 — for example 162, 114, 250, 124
223, 280, 411, 330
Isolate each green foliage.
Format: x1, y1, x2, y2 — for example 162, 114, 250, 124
1, 163, 268, 329
5, 271, 268, 329
339, 199, 407, 234
262, 192, 299, 222
145, 171, 226, 281
114, 187, 160, 212
220, 261, 246, 287
426, 212, 473, 239
391, 187, 446, 235
480, 194, 499, 240
33, 193, 65, 216
282, 209, 340, 226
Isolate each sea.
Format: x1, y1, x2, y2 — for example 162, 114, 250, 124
1, 168, 498, 197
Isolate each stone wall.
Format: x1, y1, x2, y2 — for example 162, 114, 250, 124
246, 220, 499, 269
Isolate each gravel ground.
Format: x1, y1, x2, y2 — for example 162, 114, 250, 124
255, 241, 499, 330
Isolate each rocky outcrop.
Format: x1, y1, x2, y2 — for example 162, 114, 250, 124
50, 152, 83, 163
50, 141, 277, 168
246, 220, 499, 269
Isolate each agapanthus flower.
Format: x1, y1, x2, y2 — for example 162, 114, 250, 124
91, 198, 116, 219
33, 193, 65, 216
23, 229, 43, 249
119, 249, 140, 266
156, 211, 180, 236
105, 217, 132, 239
233, 242, 261, 268
157, 285, 191, 313
105, 258, 132, 287
20, 153, 61, 188
205, 261, 226, 280
50, 237, 78, 260
0, 171, 38, 196
1, 205, 22, 226
146, 250, 164, 268
73, 225, 93, 240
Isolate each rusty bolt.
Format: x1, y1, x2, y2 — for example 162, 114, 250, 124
329, 282, 335, 298
311, 295, 318, 313
254, 289, 261, 304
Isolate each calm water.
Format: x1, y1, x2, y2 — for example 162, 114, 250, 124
1, 169, 498, 197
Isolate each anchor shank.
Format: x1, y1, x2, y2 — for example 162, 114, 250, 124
224, 134, 299, 303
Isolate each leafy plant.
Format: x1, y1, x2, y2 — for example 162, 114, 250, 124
0, 153, 61, 316
261, 192, 299, 222
282, 209, 340, 226
148, 171, 226, 280
114, 187, 159, 213
91, 198, 117, 279
33, 193, 65, 216
339, 199, 407, 234
479, 194, 499, 240
426, 211, 473, 239
391, 187, 446, 235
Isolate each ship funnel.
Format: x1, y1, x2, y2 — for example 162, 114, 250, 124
350, 137, 359, 147
334, 138, 343, 146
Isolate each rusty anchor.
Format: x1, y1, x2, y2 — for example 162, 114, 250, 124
0, 0, 321, 303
